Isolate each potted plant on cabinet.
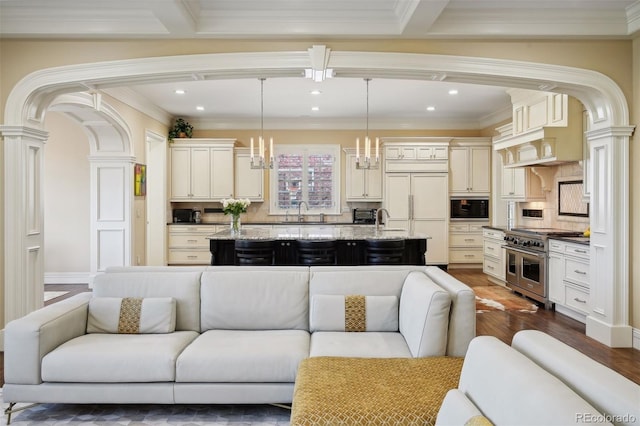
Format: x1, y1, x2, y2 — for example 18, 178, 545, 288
168, 118, 194, 141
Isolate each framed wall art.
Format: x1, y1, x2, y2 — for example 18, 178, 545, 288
134, 163, 146, 197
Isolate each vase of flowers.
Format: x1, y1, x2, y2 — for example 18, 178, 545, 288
222, 198, 251, 233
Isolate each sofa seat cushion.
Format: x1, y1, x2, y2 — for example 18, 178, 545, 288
41, 331, 199, 382
310, 331, 412, 358
176, 329, 310, 383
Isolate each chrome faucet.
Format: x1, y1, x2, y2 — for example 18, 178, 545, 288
297, 201, 309, 222
376, 208, 390, 230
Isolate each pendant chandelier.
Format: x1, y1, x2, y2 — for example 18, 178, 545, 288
250, 78, 274, 169
355, 78, 379, 169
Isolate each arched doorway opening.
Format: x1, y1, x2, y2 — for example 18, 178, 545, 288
2, 48, 634, 347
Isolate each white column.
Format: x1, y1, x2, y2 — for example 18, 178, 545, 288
88, 155, 135, 284
2, 126, 48, 323
586, 126, 635, 347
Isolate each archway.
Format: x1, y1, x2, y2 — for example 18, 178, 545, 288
2, 48, 634, 347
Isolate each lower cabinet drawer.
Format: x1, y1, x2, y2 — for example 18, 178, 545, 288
483, 240, 503, 257
564, 258, 590, 288
168, 234, 209, 248
483, 256, 505, 279
450, 234, 483, 247
565, 284, 590, 314
168, 249, 211, 264
450, 249, 483, 263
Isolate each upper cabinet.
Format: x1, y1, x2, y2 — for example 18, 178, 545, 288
501, 167, 544, 201
382, 137, 450, 173
494, 89, 583, 167
449, 138, 491, 196
234, 148, 264, 201
170, 138, 235, 202
344, 148, 382, 201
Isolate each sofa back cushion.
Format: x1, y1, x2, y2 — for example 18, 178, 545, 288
92, 271, 201, 332
200, 266, 309, 331
309, 266, 418, 298
310, 294, 398, 332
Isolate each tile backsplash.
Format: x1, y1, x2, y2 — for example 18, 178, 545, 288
517, 162, 589, 232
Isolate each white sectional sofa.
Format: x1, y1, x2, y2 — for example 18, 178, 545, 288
436, 331, 640, 426
4, 265, 475, 416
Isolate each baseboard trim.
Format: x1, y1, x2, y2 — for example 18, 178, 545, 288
633, 327, 640, 350
44, 272, 90, 284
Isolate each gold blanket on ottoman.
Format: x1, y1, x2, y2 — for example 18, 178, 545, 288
291, 356, 464, 426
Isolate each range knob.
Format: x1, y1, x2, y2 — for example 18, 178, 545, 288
522, 241, 530, 247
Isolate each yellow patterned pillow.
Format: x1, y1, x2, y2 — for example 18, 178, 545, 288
465, 415, 494, 426
87, 297, 176, 334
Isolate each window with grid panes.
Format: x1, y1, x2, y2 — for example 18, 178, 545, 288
270, 144, 340, 215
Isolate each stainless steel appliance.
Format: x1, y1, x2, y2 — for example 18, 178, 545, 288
353, 208, 377, 224
450, 198, 489, 220
504, 227, 582, 309
172, 208, 194, 223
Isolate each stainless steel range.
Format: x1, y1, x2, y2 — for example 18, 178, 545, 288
504, 227, 583, 309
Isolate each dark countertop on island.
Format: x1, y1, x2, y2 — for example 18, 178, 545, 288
549, 235, 590, 246
482, 225, 508, 232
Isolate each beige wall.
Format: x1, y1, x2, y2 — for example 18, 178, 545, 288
43, 112, 91, 273
0, 37, 637, 331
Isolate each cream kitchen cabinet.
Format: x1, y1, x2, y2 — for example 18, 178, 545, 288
501, 167, 544, 201
234, 148, 264, 201
384, 172, 448, 265
548, 238, 590, 323
483, 227, 506, 283
449, 142, 491, 195
449, 221, 487, 266
344, 148, 382, 201
170, 139, 235, 202
167, 224, 217, 265
384, 144, 448, 161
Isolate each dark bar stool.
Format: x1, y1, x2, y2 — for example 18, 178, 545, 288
235, 239, 275, 265
365, 239, 405, 265
297, 240, 337, 265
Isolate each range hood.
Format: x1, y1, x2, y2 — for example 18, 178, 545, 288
494, 125, 583, 167
493, 90, 584, 168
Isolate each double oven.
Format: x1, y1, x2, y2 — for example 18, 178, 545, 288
504, 228, 582, 309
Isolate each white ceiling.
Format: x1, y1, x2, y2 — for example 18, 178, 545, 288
2, 0, 638, 130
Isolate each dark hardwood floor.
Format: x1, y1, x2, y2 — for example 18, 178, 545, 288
1, 271, 638, 387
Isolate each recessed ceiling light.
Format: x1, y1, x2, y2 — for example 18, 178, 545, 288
196, 106, 204, 111
311, 106, 320, 111
175, 89, 185, 95
310, 90, 322, 95
426, 106, 436, 111
448, 89, 458, 95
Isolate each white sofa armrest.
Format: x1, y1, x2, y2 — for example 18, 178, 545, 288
5, 293, 92, 385
399, 271, 451, 357
423, 266, 476, 357
460, 336, 611, 425
435, 389, 484, 426
512, 330, 640, 426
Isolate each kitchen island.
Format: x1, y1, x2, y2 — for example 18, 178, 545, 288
207, 225, 429, 266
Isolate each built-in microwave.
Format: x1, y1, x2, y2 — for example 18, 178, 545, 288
450, 198, 489, 220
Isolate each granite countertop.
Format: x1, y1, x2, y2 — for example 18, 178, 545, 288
168, 221, 363, 226
482, 225, 508, 232
549, 235, 590, 246
206, 225, 430, 241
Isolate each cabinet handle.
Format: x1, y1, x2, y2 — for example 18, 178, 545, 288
187, 239, 198, 243
574, 249, 588, 254
464, 238, 475, 242
187, 255, 197, 259
464, 254, 475, 258
573, 297, 587, 304
486, 265, 494, 270
487, 246, 495, 250
574, 269, 587, 275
